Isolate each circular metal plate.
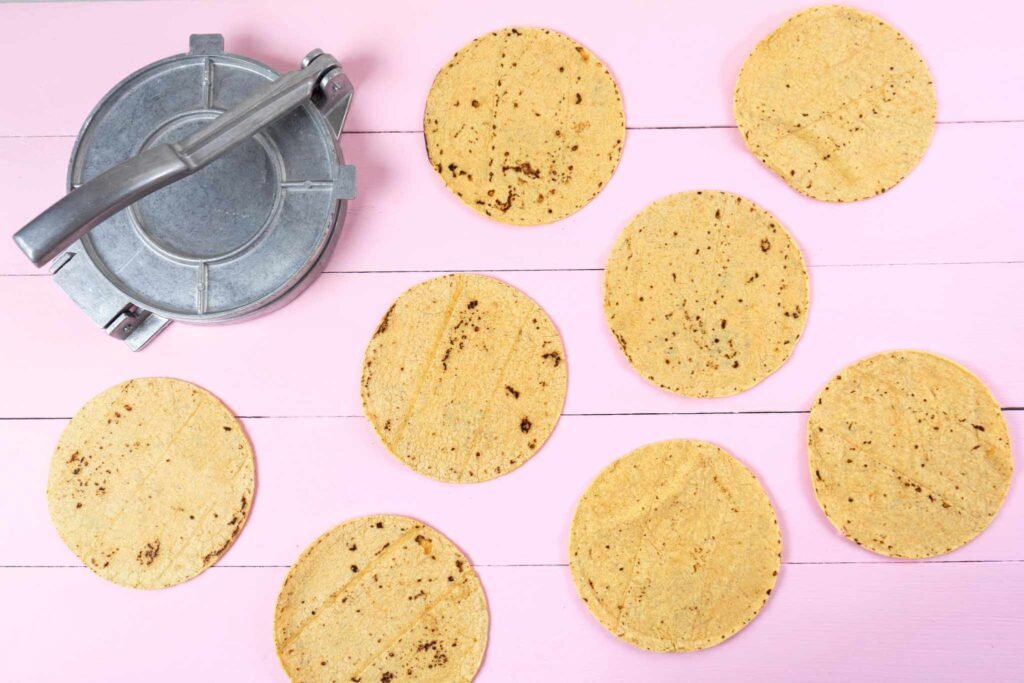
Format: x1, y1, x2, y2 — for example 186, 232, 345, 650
69, 49, 344, 322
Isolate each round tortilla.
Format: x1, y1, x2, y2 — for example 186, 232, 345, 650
809, 350, 1013, 558
361, 273, 567, 483
275, 515, 488, 682
603, 190, 808, 398
47, 377, 254, 589
570, 440, 781, 651
734, 5, 936, 201
424, 27, 625, 225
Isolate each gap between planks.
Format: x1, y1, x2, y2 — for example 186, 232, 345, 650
320, 262, 1024, 272
3, 559, 1023, 569
3, 408, 1022, 421
2, 262, 1023, 278
1, 118, 1022, 140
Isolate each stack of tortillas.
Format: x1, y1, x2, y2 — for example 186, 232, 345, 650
734, 5, 936, 201
275, 515, 488, 682
424, 27, 625, 224
361, 273, 567, 482
809, 351, 1013, 558
47, 378, 254, 589
570, 440, 781, 651
604, 190, 809, 398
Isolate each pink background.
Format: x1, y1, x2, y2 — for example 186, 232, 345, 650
1, 0, 1022, 680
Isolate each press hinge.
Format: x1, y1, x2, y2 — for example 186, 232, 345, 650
51, 248, 171, 351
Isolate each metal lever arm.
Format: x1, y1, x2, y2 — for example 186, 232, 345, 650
14, 52, 341, 266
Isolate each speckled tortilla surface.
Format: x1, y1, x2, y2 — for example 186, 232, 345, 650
361, 273, 567, 482
734, 5, 936, 201
570, 440, 781, 651
424, 27, 625, 225
46, 378, 254, 589
603, 190, 808, 398
275, 515, 488, 683
809, 351, 1013, 558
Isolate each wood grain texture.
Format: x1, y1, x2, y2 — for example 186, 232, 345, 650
0, 0, 1022, 681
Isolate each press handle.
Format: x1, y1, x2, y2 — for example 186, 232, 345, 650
14, 147, 191, 266
13, 49, 350, 267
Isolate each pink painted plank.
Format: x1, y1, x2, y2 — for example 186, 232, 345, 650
3, 123, 1023, 277
0, 0, 1021, 138
0, 563, 1020, 681
0, 265, 1021, 419
2, 413, 1020, 568
487, 563, 1024, 682
0, 2, 1021, 682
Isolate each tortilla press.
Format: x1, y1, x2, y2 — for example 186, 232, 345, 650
13, 34, 356, 350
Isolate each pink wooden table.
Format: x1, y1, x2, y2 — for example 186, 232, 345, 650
1, 0, 1022, 680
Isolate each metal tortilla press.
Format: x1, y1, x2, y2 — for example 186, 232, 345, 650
13, 34, 356, 350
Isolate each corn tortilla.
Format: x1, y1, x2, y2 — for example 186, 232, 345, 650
46, 377, 254, 589
603, 190, 808, 398
809, 350, 1013, 558
734, 5, 936, 201
275, 515, 488, 682
424, 27, 625, 224
570, 440, 781, 651
361, 273, 567, 482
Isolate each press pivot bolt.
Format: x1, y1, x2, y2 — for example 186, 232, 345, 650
302, 49, 325, 68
